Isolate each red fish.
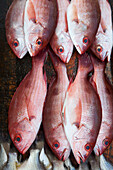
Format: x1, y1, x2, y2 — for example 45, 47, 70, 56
24, 0, 57, 56
62, 52, 102, 164
8, 48, 47, 154
43, 48, 70, 161
90, 56, 113, 156
50, 0, 73, 63
90, 0, 112, 62
5, 0, 27, 59
67, 0, 100, 54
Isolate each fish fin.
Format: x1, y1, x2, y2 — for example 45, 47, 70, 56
27, 0, 36, 23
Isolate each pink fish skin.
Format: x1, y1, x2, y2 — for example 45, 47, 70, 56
62, 52, 102, 164
5, 0, 27, 59
8, 48, 47, 154
24, 0, 57, 57
90, 56, 113, 156
90, 0, 112, 62
43, 48, 70, 161
67, 0, 101, 54
50, 0, 73, 63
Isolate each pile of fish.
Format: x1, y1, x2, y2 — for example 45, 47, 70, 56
5, 0, 113, 165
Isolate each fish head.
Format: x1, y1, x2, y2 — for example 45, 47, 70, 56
68, 20, 92, 54
9, 118, 36, 154
25, 23, 48, 56
91, 31, 112, 62
94, 123, 112, 156
47, 126, 70, 161
94, 137, 110, 156
6, 28, 27, 59
72, 128, 95, 164
50, 32, 73, 63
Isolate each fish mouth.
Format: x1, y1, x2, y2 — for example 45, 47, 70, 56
20, 143, 31, 154
94, 144, 101, 156
19, 47, 28, 59
58, 148, 69, 161
76, 45, 83, 55
75, 151, 88, 164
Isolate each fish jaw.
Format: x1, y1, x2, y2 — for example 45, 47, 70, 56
94, 138, 111, 156
9, 118, 36, 154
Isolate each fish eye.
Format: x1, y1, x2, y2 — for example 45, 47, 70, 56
96, 45, 103, 53
36, 38, 42, 46
84, 143, 91, 151
103, 138, 109, 147
14, 134, 22, 143
13, 40, 19, 47
53, 141, 60, 149
83, 36, 89, 45
58, 46, 64, 54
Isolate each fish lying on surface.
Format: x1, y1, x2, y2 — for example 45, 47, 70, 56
43, 48, 71, 161
5, 0, 27, 59
67, 0, 100, 54
50, 0, 73, 63
24, 0, 57, 56
90, 56, 113, 156
62, 52, 102, 164
8, 48, 47, 154
90, 0, 112, 62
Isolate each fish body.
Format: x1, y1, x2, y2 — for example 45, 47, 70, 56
62, 53, 102, 164
8, 48, 47, 154
91, 0, 112, 62
50, 0, 73, 63
24, 0, 57, 56
43, 49, 70, 161
91, 56, 113, 156
67, 0, 100, 54
5, 0, 27, 59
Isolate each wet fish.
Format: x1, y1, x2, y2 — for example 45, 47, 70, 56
43, 48, 71, 161
5, 0, 27, 59
50, 0, 73, 63
8, 48, 47, 154
90, 0, 112, 62
67, 0, 100, 54
90, 56, 113, 156
62, 52, 102, 164
24, 0, 57, 56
